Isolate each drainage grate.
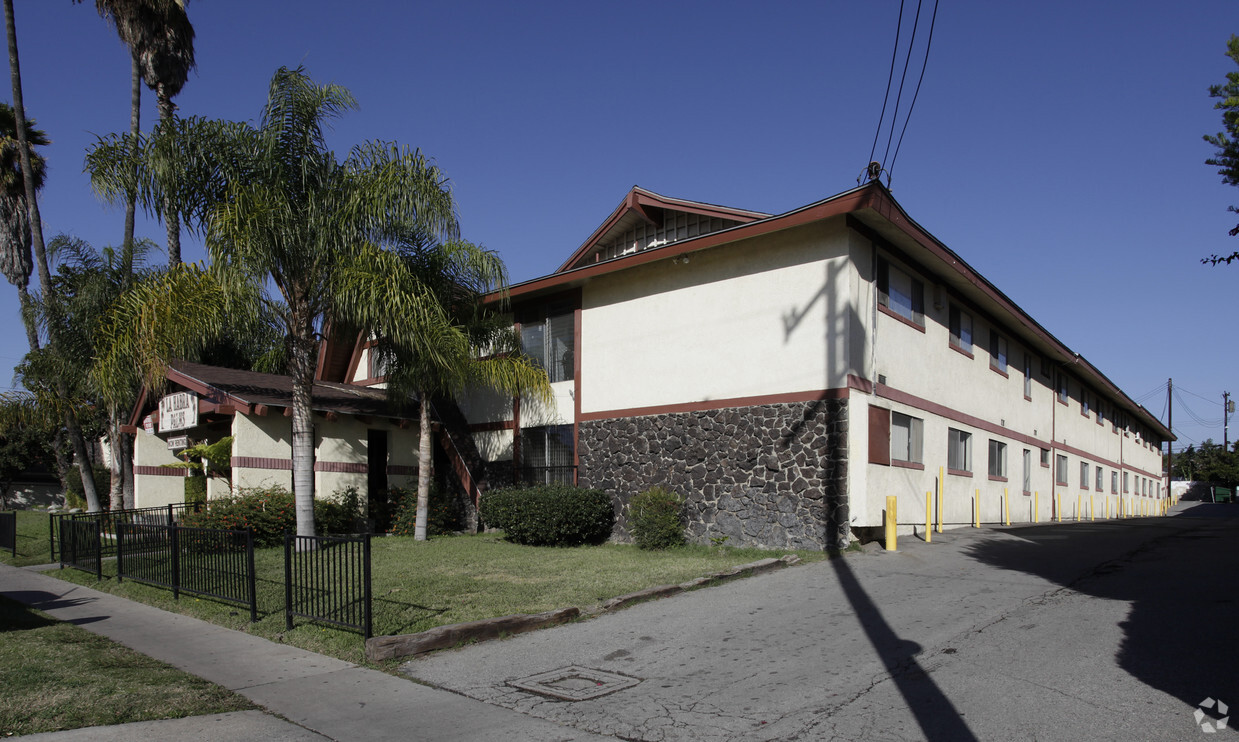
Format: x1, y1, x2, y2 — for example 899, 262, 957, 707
509, 666, 641, 701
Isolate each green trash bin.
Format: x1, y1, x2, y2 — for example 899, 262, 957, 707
1214, 486, 1233, 504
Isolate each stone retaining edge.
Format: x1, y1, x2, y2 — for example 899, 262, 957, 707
369, 554, 802, 662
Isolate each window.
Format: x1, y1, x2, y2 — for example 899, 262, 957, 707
877, 258, 925, 326
367, 344, 389, 380
1057, 374, 1068, 404
988, 440, 1007, 479
989, 329, 1008, 373
1096, 466, 1104, 491
892, 412, 924, 465
521, 305, 575, 383
1080, 461, 1089, 489
1098, 401, 1105, 426
948, 428, 972, 473
1023, 353, 1032, 398
1112, 471, 1118, 494
519, 425, 575, 485
1081, 390, 1089, 417
949, 305, 973, 354
1123, 471, 1130, 493
1040, 448, 1050, 467
1022, 449, 1032, 493
1055, 455, 1068, 486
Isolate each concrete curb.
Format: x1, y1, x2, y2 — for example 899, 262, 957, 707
367, 553, 802, 662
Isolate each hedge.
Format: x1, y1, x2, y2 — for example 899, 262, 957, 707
480, 484, 614, 546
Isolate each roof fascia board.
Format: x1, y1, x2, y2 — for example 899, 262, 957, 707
166, 367, 254, 414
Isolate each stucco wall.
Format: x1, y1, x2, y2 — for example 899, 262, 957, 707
580, 220, 853, 415
133, 429, 188, 509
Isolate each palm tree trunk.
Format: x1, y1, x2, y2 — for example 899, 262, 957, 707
157, 90, 181, 265
122, 51, 140, 276
120, 432, 134, 509
65, 408, 102, 512
3, 0, 50, 296
290, 340, 316, 539
415, 391, 431, 541
51, 429, 70, 509
107, 416, 123, 511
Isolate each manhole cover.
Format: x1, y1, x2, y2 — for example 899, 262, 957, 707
509, 666, 641, 701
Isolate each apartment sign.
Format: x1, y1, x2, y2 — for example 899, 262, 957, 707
158, 392, 198, 433
167, 435, 189, 451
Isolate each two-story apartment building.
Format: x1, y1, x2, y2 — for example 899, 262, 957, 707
463, 181, 1170, 550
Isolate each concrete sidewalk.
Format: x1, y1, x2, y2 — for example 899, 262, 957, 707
0, 564, 608, 741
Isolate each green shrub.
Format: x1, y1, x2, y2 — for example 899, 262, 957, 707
315, 486, 362, 535
65, 465, 111, 511
628, 486, 685, 550
177, 485, 362, 546
388, 483, 463, 537
480, 484, 614, 547
184, 475, 207, 506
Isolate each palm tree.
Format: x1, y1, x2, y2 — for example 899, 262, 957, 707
117, 67, 458, 537
0, 102, 47, 351
78, 0, 195, 264
334, 235, 552, 539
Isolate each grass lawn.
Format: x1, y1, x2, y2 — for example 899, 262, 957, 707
22, 508, 828, 668
0, 595, 253, 736
0, 509, 54, 567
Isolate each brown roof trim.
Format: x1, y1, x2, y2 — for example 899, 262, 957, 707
555, 186, 769, 273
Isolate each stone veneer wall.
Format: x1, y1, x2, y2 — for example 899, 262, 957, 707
578, 399, 849, 551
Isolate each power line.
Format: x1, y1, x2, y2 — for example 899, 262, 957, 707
879, 0, 925, 172
1176, 385, 1223, 406
867, 0, 906, 171
888, 0, 940, 180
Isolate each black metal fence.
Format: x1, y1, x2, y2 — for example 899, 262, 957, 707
117, 523, 257, 621
0, 511, 15, 557
50, 503, 202, 561
285, 534, 372, 639
58, 518, 102, 579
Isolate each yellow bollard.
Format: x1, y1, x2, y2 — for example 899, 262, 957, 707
925, 491, 932, 543
1056, 492, 1061, 522
1004, 487, 1011, 526
1076, 495, 1081, 522
885, 495, 897, 551
1033, 491, 1039, 523
1090, 494, 1094, 521
974, 488, 980, 528
936, 467, 944, 534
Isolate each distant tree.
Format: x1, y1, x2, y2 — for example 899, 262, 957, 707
0, 102, 47, 350
0, 424, 53, 509
1204, 35, 1239, 263
1172, 439, 1239, 483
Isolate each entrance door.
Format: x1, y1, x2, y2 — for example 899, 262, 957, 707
368, 429, 389, 531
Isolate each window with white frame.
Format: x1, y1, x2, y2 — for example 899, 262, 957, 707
949, 305, 973, 353
988, 440, 1007, 479
948, 428, 972, 473
891, 412, 924, 465
877, 258, 925, 325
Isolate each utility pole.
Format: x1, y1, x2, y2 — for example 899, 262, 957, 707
1226, 391, 1232, 451
1167, 378, 1173, 487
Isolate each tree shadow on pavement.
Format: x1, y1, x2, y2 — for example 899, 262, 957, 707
961, 506, 1239, 723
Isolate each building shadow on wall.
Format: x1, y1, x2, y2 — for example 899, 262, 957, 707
830, 556, 979, 741
962, 508, 1239, 717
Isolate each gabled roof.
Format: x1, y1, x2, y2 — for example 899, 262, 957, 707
127, 360, 416, 428
556, 186, 769, 272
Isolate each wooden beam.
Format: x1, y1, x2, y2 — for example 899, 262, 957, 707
284, 407, 294, 417
254, 404, 269, 417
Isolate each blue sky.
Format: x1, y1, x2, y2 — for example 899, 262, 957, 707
4, 0, 1237, 451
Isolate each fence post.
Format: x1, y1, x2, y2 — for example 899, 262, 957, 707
167, 503, 174, 525
170, 524, 180, 601
116, 523, 125, 584
362, 534, 373, 640
246, 528, 258, 623
284, 534, 294, 632
92, 521, 102, 580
